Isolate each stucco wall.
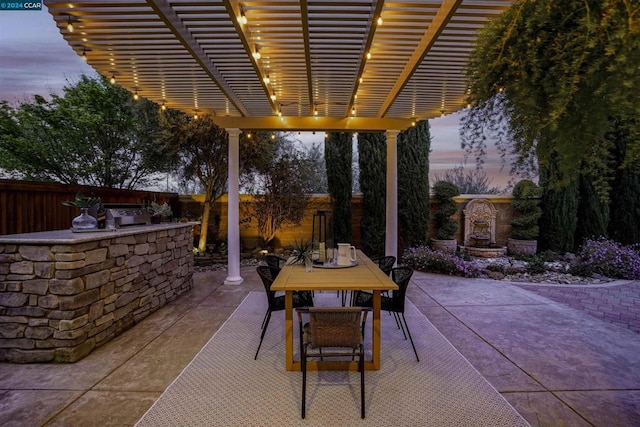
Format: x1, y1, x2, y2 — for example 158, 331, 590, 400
179, 194, 516, 251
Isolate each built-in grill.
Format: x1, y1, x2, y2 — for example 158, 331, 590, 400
103, 203, 151, 226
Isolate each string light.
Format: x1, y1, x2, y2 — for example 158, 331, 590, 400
81, 47, 88, 62
366, 52, 371, 60
194, 110, 199, 120
161, 100, 166, 111
270, 91, 276, 101
110, 74, 116, 84
133, 88, 139, 101
238, 7, 247, 25
377, 16, 383, 26
66, 16, 74, 32
351, 106, 356, 116
253, 47, 261, 60
263, 74, 270, 85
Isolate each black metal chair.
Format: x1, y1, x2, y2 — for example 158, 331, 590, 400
340, 255, 396, 306
297, 306, 371, 419
264, 254, 286, 269
371, 255, 396, 276
352, 266, 419, 361
254, 266, 314, 360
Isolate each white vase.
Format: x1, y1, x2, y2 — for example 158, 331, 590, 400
72, 208, 98, 230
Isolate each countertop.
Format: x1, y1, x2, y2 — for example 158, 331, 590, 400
0, 222, 197, 245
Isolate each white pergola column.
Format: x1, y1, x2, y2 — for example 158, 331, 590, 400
385, 130, 399, 261
224, 128, 243, 285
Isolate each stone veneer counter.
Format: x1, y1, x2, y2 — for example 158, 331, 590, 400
0, 223, 195, 363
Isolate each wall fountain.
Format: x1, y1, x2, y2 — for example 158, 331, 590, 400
462, 198, 507, 258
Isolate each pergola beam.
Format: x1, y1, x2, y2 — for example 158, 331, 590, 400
146, 0, 248, 116
377, 0, 464, 117
211, 116, 414, 132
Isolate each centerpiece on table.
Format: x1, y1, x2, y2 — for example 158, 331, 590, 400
62, 193, 100, 230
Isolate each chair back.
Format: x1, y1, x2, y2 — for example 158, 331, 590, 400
373, 256, 396, 276
307, 307, 364, 349
389, 267, 413, 311
264, 254, 285, 269
256, 265, 281, 308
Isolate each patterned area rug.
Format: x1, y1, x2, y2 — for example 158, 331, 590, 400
136, 292, 529, 426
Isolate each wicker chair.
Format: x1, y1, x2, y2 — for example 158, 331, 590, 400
297, 307, 371, 419
254, 266, 314, 360
352, 267, 419, 361
264, 254, 286, 269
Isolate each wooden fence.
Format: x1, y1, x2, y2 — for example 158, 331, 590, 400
0, 179, 179, 235
1, 180, 516, 253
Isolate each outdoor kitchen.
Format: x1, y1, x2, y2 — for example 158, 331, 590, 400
0, 216, 195, 363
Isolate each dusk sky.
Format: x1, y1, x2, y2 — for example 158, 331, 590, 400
0, 7, 510, 189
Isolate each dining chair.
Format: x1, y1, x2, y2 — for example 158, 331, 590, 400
264, 254, 286, 269
296, 306, 371, 419
254, 266, 314, 360
339, 255, 396, 306
371, 255, 396, 276
352, 266, 419, 361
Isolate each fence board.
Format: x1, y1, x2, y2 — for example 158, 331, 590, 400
0, 179, 178, 235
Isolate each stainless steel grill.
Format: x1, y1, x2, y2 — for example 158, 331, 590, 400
103, 203, 151, 226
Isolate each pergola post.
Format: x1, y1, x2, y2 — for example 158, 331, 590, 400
385, 130, 399, 262
224, 128, 243, 285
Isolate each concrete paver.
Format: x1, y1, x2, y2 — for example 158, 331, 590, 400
1, 267, 638, 426
411, 273, 640, 426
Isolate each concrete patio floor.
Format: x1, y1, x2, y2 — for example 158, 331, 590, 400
1, 267, 638, 426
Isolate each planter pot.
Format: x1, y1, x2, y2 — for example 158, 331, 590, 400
507, 238, 537, 255
431, 238, 458, 253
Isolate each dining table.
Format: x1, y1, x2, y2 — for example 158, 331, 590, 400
270, 250, 398, 371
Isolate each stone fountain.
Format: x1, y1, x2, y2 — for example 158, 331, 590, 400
462, 198, 507, 258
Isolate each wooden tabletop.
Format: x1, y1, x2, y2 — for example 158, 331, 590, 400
271, 250, 398, 292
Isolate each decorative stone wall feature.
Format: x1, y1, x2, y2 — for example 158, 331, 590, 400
463, 198, 499, 247
0, 223, 194, 363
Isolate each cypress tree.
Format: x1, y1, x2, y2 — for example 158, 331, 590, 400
398, 120, 431, 252
357, 132, 386, 256
608, 117, 640, 245
539, 153, 579, 252
575, 172, 610, 247
325, 131, 353, 243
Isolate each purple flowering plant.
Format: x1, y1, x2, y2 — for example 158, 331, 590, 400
402, 245, 482, 278
577, 237, 640, 280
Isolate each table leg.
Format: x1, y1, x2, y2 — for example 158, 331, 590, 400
372, 290, 381, 370
284, 290, 294, 371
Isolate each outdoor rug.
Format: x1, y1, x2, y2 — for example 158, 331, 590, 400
136, 292, 529, 426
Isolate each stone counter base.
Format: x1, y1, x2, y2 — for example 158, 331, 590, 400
0, 225, 194, 363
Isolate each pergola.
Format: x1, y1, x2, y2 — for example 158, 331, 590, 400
46, 0, 512, 284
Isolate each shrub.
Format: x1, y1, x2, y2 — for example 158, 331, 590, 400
432, 181, 460, 240
486, 264, 506, 274
510, 179, 542, 240
525, 258, 546, 275
575, 237, 640, 280
402, 245, 481, 277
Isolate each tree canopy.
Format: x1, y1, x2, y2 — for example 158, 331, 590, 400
0, 75, 172, 189
461, 0, 640, 198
